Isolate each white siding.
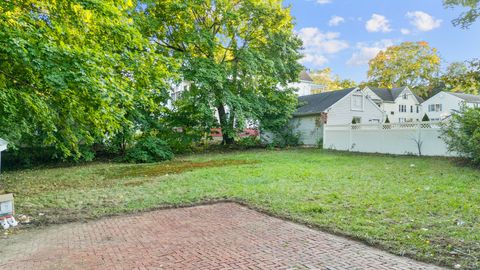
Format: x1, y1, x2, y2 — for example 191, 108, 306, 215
364, 87, 423, 123
290, 80, 324, 96
390, 88, 423, 123
422, 92, 476, 121
291, 116, 323, 145
327, 90, 384, 125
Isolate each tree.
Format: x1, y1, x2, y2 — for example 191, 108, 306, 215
422, 113, 430, 122
441, 106, 480, 165
0, 1, 173, 159
367, 41, 441, 97
139, 0, 303, 144
310, 68, 356, 93
444, 0, 480, 28
441, 60, 480, 95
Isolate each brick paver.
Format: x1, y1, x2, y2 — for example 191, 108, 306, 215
0, 203, 445, 270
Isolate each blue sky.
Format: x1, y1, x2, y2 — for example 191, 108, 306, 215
283, 0, 480, 82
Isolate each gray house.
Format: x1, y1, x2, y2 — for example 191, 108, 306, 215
292, 87, 384, 145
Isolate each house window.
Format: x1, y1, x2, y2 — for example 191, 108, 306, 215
428, 104, 442, 112
410, 106, 413, 113
390, 111, 394, 115
416, 105, 420, 113
403, 93, 408, 100
399, 117, 407, 123
370, 119, 380, 123
351, 93, 363, 111
399, 105, 407, 112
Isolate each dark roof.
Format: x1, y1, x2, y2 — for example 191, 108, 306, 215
449, 92, 480, 103
294, 88, 357, 116
369, 87, 424, 103
299, 70, 313, 82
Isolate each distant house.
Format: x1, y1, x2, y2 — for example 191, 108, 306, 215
422, 91, 480, 121
364, 86, 424, 123
292, 87, 384, 145
289, 70, 324, 96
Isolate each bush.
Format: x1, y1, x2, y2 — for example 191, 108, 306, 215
125, 136, 174, 163
422, 113, 430, 122
236, 136, 261, 149
263, 124, 301, 149
441, 106, 480, 165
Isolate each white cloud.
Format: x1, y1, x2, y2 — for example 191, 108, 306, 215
297, 27, 349, 67
400, 28, 411, 35
316, 0, 332, 4
347, 39, 394, 66
329, 16, 345, 26
365, 14, 392, 33
406, 11, 442, 31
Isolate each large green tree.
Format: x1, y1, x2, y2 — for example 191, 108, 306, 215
441, 60, 480, 95
0, 1, 173, 159
139, 0, 302, 144
444, 0, 480, 28
367, 41, 441, 97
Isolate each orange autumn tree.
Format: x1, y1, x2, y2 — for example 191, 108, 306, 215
367, 41, 441, 97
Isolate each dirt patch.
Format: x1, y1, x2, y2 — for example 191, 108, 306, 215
107, 159, 258, 180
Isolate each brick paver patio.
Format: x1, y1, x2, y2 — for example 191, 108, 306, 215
0, 203, 445, 270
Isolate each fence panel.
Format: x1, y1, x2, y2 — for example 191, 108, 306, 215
323, 122, 455, 157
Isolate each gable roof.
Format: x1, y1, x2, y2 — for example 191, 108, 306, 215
294, 88, 357, 116
299, 70, 313, 82
368, 87, 424, 103
448, 92, 480, 104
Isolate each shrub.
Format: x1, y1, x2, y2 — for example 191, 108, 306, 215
441, 106, 480, 165
236, 136, 261, 149
263, 124, 301, 149
125, 136, 174, 163
422, 113, 430, 122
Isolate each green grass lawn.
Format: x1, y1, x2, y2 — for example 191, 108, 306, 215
2, 149, 479, 269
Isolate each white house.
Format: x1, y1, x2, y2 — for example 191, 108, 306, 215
292, 87, 385, 145
289, 70, 324, 96
364, 86, 424, 123
422, 91, 480, 121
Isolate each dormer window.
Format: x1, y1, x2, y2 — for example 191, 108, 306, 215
402, 93, 408, 99
351, 92, 364, 111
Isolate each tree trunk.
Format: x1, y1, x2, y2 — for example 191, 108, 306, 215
217, 104, 235, 145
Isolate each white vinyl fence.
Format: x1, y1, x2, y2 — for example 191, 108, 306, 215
323, 122, 456, 157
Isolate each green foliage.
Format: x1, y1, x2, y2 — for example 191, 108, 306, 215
441, 60, 480, 95
422, 113, 430, 122
0, 1, 173, 160
385, 116, 390, 123
264, 124, 301, 148
441, 106, 480, 165
367, 41, 441, 97
236, 136, 261, 149
140, 0, 303, 144
125, 136, 174, 163
444, 0, 480, 28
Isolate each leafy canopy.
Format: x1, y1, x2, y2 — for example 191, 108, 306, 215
367, 41, 441, 97
0, 0, 173, 159
139, 0, 303, 144
441, 60, 480, 95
